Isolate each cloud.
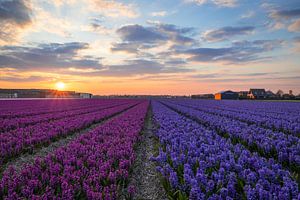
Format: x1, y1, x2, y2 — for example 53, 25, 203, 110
84, 17, 112, 34
62, 59, 193, 77
0, 41, 193, 77
232, 40, 284, 51
202, 26, 255, 42
268, 8, 300, 32
114, 23, 196, 54
111, 42, 155, 54
185, 0, 237, 8
241, 11, 255, 19
0, 75, 50, 82
151, 11, 167, 17
180, 39, 283, 64
51, 0, 77, 7
164, 59, 187, 65
116, 24, 166, 43
270, 8, 300, 20
288, 19, 300, 32
0, 0, 32, 44
293, 37, 300, 52
88, 0, 139, 18
0, 42, 102, 70
31, 6, 73, 37
188, 72, 296, 83
105, 59, 193, 76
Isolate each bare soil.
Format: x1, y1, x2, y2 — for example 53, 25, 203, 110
119, 104, 167, 200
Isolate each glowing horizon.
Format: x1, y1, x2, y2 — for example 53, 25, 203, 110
0, 0, 299, 95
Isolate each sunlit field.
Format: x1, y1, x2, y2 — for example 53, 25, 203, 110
0, 99, 299, 199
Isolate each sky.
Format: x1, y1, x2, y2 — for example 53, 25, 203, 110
0, 0, 299, 95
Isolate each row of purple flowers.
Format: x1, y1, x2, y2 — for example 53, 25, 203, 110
0, 100, 149, 199
151, 100, 299, 199
0, 99, 119, 119
161, 100, 300, 173
0, 100, 141, 167
0, 100, 130, 132
166, 99, 300, 135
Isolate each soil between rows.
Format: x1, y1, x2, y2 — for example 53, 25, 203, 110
119, 103, 167, 200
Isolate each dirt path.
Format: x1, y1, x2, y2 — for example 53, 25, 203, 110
120, 104, 167, 200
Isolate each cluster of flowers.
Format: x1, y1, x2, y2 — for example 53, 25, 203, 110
161, 100, 300, 172
187, 99, 300, 120
166, 99, 300, 136
0, 100, 129, 132
0, 99, 108, 119
0, 100, 149, 199
151, 101, 299, 199
0, 100, 141, 166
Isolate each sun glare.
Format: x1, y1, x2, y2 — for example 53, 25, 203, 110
55, 82, 65, 90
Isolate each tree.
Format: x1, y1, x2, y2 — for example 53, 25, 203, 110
276, 89, 284, 97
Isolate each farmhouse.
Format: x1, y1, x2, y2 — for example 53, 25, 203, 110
247, 89, 266, 99
215, 90, 238, 100
238, 91, 248, 99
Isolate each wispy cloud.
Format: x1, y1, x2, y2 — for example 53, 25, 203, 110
113, 23, 196, 54
83, 17, 112, 35
202, 26, 255, 42
288, 19, 300, 32
151, 11, 167, 17
32, 6, 73, 37
0, 42, 102, 71
293, 37, 300, 52
268, 8, 300, 32
185, 0, 238, 8
179, 39, 283, 64
240, 11, 255, 19
270, 8, 300, 20
0, 75, 51, 82
116, 24, 166, 43
88, 0, 139, 18
0, 0, 32, 44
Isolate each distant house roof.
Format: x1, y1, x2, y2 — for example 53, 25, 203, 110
249, 88, 266, 95
266, 90, 275, 95
249, 88, 266, 93
216, 90, 236, 94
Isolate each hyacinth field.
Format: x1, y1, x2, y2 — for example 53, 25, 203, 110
0, 99, 299, 199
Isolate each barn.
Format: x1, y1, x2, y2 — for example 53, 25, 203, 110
215, 90, 238, 100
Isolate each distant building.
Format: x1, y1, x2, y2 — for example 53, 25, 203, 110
0, 89, 92, 98
265, 90, 276, 99
0, 92, 18, 98
215, 90, 238, 100
247, 89, 266, 99
45, 91, 80, 98
79, 93, 93, 98
238, 91, 248, 99
191, 94, 214, 99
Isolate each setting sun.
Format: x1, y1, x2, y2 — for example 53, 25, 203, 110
55, 82, 65, 90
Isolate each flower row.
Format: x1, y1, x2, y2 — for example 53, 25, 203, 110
0, 100, 130, 132
0, 100, 149, 199
161, 100, 300, 171
0, 101, 140, 166
166, 99, 300, 135
151, 100, 299, 199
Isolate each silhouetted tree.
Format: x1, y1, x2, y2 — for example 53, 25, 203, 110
276, 89, 284, 97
